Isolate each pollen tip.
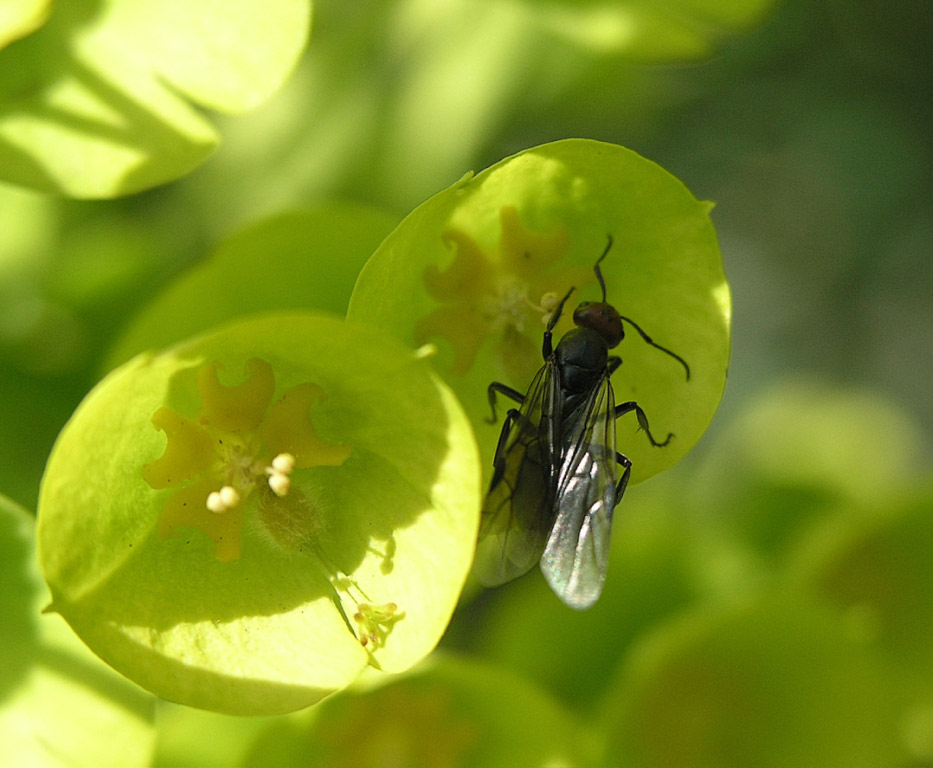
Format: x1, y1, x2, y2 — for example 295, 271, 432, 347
271, 452, 296, 474
268, 472, 291, 497
207, 485, 240, 514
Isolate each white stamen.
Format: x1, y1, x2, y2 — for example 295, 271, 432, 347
268, 472, 291, 497
207, 485, 240, 513
266, 453, 296, 496
219, 485, 240, 508
271, 452, 295, 474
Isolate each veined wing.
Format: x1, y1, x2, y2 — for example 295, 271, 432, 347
540, 374, 618, 609
474, 362, 561, 586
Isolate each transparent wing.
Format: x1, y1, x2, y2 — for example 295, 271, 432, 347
474, 363, 561, 586
540, 375, 618, 609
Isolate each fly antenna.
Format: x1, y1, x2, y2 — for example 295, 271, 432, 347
619, 314, 691, 381
593, 235, 613, 302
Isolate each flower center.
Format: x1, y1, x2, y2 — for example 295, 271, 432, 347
207, 440, 297, 516
483, 277, 539, 334
214, 434, 264, 494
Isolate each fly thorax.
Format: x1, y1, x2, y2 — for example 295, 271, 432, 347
555, 328, 608, 394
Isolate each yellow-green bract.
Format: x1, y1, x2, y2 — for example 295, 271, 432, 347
37, 311, 480, 715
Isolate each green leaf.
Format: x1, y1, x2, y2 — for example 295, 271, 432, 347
0, 0, 311, 197
603, 597, 905, 768
104, 202, 399, 370
0, 0, 49, 50
241, 655, 590, 768
38, 312, 480, 715
348, 138, 730, 485
0, 493, 155, 768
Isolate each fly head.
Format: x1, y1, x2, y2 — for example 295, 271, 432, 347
573, 301, 624, 349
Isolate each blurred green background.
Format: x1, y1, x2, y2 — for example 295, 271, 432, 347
1, 0, 930, 765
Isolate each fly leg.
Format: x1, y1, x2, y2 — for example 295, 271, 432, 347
488, 406, 521, 489
542, 286, 576, 357
614, 452, 632, 505
615, 401, 674, 447
486, 381, 524, 424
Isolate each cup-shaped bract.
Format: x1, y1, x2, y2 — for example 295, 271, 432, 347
348, 139, 730, 485
38, 312, 480, 715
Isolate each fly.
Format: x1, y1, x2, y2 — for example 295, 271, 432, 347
474, 236, 690, 609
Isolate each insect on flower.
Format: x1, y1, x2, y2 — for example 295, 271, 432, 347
474, 237, 690, 609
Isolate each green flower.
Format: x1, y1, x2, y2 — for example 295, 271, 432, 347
38, 312, 480, 715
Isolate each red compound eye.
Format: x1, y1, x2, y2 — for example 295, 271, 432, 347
573, 301, 624, 349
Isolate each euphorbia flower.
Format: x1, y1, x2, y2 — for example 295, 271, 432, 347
38, 313, 480, 715
142, 357, 351, 562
